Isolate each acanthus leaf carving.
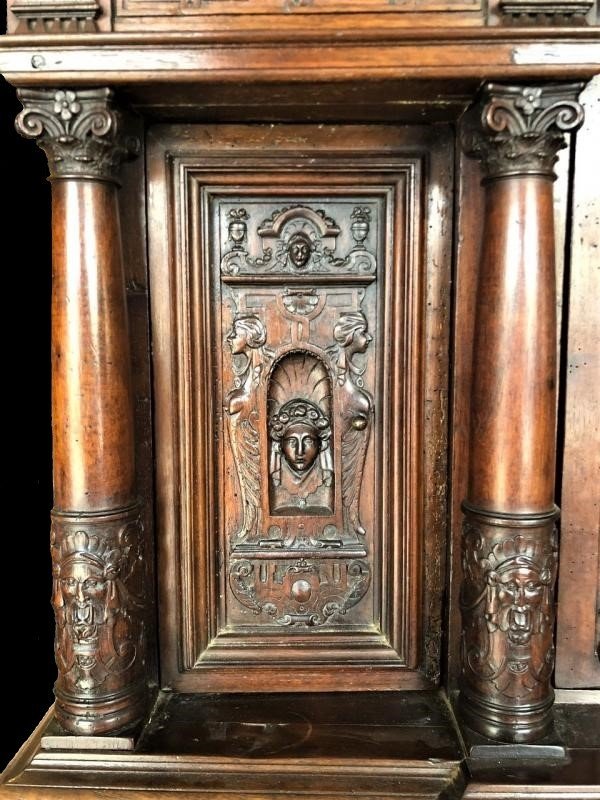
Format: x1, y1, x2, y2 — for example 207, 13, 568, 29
461, 83, 585, 180
15, 88, 139, 181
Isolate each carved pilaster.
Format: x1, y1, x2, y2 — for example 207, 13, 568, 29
15, 88, 138, 182
15, 88, 146, 735
459, 83, 584, 743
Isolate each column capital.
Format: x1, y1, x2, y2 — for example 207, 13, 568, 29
462, 82, 585, 181
15, 87, 138, 182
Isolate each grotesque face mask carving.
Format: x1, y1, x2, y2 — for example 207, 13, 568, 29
288, 232, 312, 269
281, 421, 320, 473
485, 559, 551, 646
60, 556, 109, 640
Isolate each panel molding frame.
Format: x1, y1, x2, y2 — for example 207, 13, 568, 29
147, 124, 453, 692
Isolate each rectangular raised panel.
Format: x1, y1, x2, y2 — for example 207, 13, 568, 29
148, 124, 452, 692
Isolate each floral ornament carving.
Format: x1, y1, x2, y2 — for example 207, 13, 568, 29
462, 83, 584, 180
460, 521, 558, 700
51, 514, 145, 693
15, 88, 139, 181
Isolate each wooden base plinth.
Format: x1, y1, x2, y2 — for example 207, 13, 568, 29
2, 692, 599, 800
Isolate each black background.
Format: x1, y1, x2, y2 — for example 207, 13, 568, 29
1, 74, 55, 770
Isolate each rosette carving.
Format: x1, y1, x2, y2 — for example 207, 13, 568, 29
462, 83, 584, 180
15, 88, 138, 181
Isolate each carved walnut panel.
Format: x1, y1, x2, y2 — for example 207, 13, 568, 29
149, 124, 452, 692
218, 197, 380, 629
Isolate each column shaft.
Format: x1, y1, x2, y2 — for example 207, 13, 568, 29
16, 88, 146, 735
459, 82, 584, 743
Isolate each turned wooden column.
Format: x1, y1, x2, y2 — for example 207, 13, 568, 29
16, 89, 146, 735
459, 83, 584, 743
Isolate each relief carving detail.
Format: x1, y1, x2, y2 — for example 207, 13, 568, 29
221, 204, 376, 275
460, 518, 558, 702
15, 88, 138, 181
222, 201, 377, 627
229, 557, 371, 627
225, 314, 272, 542
332, 312, 374, 539
51, 508, 145, 695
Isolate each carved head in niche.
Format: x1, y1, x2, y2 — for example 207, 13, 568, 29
227, 314, 267, 354
287, 232, 313, 269
333, 311, 372, 356
270, 399, 331, 475
483, 540, 555, 647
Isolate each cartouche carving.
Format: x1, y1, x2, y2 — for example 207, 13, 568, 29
268, 353, 334, 516
226, 314, 272, 541
15, 88, 138, 181
221, 204, 376, 275
51, 508, 145, 696
462, 83, 584, 180
229, 557, 371, 626
332, 312, 374, 539
460, 515, 558, 704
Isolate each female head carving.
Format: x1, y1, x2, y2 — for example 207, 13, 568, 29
270, 399, 331, 475
227, 314, 267, 354
333, 311, 372, 354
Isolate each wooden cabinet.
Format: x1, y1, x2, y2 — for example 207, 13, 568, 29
0, 5, 598, 798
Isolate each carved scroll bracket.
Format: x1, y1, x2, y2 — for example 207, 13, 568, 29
15, 88, 139, 182
461, 83, 585, 181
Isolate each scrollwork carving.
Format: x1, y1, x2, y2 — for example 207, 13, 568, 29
462, 83, 585, 180
220, 204, 376, 275
15, 88, 138, 181
229, 557, 371, 626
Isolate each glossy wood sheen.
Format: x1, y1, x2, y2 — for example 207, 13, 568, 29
52, 179, 135, 510
468, 176, 557, 514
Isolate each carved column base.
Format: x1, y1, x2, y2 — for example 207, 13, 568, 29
51, 504, 146, 735
459, 686, 554, 743
459, 505, 559, 743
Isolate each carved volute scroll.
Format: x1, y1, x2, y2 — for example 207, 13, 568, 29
221, 200, 377, 628
459, 83, 585, 742
461, 83, 584, 181
15, 88, 147, 735
16, 88, 138, 182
